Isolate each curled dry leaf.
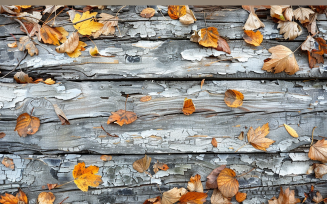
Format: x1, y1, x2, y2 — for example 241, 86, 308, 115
107, 109, 137, 126
277, 21, 302, 40
293, 7, 314, 21
235, 192, 247, 202
55, 32, 79, 54
268, 187, 300, 204
243, 12, 265, 30
284, 7, 294, 21
14, 71, 34, 84
73, 162, 103, 192
301, 35, 318, 52
18, 36, 38, 56
15, 113, 40, 137
224, 89, 244, 108
162, 187, 187, 204
270, 5, 289, 21
206, 165, 226, 189
212, 138, 218, 148
143, 196, 161, 204
140, 8, 156, 18
53, 104, 70, 125
47, 183, 58, 190
67, 41, 87, 58
310, 6, 327, 14
262, 45, 299, 75
20, 21, 42, 41
211, 189, 231, 204
0, 132, 5, 138
0, 5, 17, 14
216, 37, 231, 54
133, 155, 151, 173
140, 96, 152, 102
217, 168, 239, 198
200, 79, 205, 89
187, 174, 203, 192
198, 27, 219, 48
313, 163, 327, 179
2, 157, 14, 170
309, 139, 327, 163
8, 42, 17, 48
38, 192, 55, 204
153, 160, 169, 174
92, 13, 118, 38
40, 25, 63, 46
43, 5, 64, 14
43, 78, 56, 85
168, 5, 186, 20
89, 46, 99, 56
243, 30, 263, 46
182, 98, 195, 115
283, 124, 298, 138
306, 165, 314, 174
73, 11, 104, 35
100, 155, 112, 161
0, 188, 28, 204
247, 123, 274, 151
242, 5, 270, 13
179, 192, 207, 204
238, 131, 244, 140
179, 6, 196, 25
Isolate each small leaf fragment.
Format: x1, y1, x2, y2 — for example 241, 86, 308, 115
0, 132, 5, 139
18, 36, 38, 56
47, 183, 58, 190
153, 160, 169, 174
67, 41, 87, 58
179, 6, 196, 25
182, 98, 195, 115
100, 155, 112, 161
2, 157, 14, 170
238, 131, 244, 140
140, 95, 152, 102
89, 46, 99, 56
107, 109, 137, 126
268, 187, 300, 204
140, 8, 156, 18
162, 187, 187, 204
283, 124, 298, 138
38, 192, 55, 204
8, 42, 17, 48
216, 37, 231, 54
212, 138, 218, 147
236, 191, 247, 202
187, 174, 203, 192
53, 104, 70, 125
211, 189, 231, 204
200, 79, 205, 89
313, 163, 327, 178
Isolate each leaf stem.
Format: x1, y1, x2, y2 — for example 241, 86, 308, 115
311, 126, 317, 146
54, 180, 74, 189
1, 51, 28, 79
235, 143, 248, 152
237, 167, 255, 178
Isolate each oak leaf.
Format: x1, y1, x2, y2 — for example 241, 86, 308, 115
73, 162, 103, 192
182, 98, 195, 115
15, 113, 40, 137
18, 36, 38, 56
53, 104, 70, 125
313, 163, 327, 179
40, 25, 63, 46
38, 192, 55, 204
243, 30, 263, 46
217, 168, 239, 198
100, 155, 112, 161
92, 13, 118, 38
153, 160, 169, 174
211, 189, 231, 204
2, 157, 14, 170
224, 90, 244, 108
168, 5, 186, 20
162, 187, 187, 204
212, 138, 218, 148
55, 32, 79, 54
268, 187, 300, 204
179, 6, 196, 25
143, 196, 161, 204
140, 96, 152, 102
262, 45, 299, 75
243, 12, 265, 30
283, 124, 298, 138
216, 37, 231, 54
293, 7, 314, 21
187, 174, 203, 192
235, 192, 247, 202
206, 165, 226, 189
0, 188, 28, 204
89, 46, 99, 56
107, 109, 137, 126
309, 139, 327, 163
198, 27, 219, 48
133, 155, 151, 173
14, 71, 34, 83
247, 123, 274, 151
67, 41, 87, 58
73, 11, 103, 35
277, 21, 302, 40
179, 192, 207, 204
140, 8, 156, 18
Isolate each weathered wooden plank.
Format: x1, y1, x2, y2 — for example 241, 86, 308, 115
0, 153, 324, 203
0, 80, 325, 154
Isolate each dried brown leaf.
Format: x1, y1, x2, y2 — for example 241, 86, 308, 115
247, 123, 275, 151
309, 139, 327, 163
107, 109, 137, 126
293, 7, 314, 21
277, 21, 302, 40
268, 187, 301, 204
15, 112, 40, 137
133, 155, 151, 173
153, 160, 169, 174
206, 165, 226, 189
55, 32, 79, 54
179, 6, 196, 25
18, 36, 38, 56
284, 8, 294, 21
162, 187, 187, 204
38, 192, 55, 204
140, 96, 152, 102
92, 13, 118, 38
212, 138, 218, 148
0, 132, 5, 139
14, 71, 33, 83
243, 12, 265, 30
2, 157, 14, 170
53, 104, 70, 125
217, 168, 239, 198
313, 163, 327, 179
182, 98, 195, 115
236, 191, 247, 202
179, 192, 207, 204
211, 189, 231, 204
140, 8, 156, 18
238, 131, 244, 140
216, 37, 231, 54
187, 174, 203, 192
47, 183, 58, 190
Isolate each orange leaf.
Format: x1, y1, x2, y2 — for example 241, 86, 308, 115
0, 188, 28, 204
182, 98, 195, 115
198, 27, 219, 48
140, 8, 156, 18
224, 90, 244, 108
313, 37, 327, 55
247, 123, 275, 151
140, 95, 152, 102
206, 165, 226, 189
200, 79, 205, 89
72, 162, 103, 192
217, 168, 239, 198
2, 157, 14, 170
107, 109, 137, 126
168, 5, 186, 20
133, 155, 151, 173
100, 155, 112, 161
211, 138, 218, 147
8, 42, 17, 48
67, 41, 87, 58
0, 132, 5, 138
153, 160, 169, 174
14, 113, 40, 137
38, 192, 55, 204
40, 25, 63, 46
187, 174, 203, 192
216, 37, 231, 54
309, 139, 327, 163
268, 187, 301, 204
47, 184, 58, 190
243, 30, 263, 46
179, 192, 207, 204
235, 191, 247, 202
143, 196, 161, 204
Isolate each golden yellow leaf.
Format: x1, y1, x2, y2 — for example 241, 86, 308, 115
89, 46, 99, 56
55, 27, 69, 43
73, 162, 103, 192
38, 192, 55, 204
243, 30, 263, 46
224, 90, 244, 108
168, 5, 186, 20
217, 168, 239, 198
40, 25, 63, 46
73, 11, 103, 35
198, 27, 219, 48
283, 124, 298, 138
67, 41, 87, 58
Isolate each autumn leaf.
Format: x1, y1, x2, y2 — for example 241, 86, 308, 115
247, 123, 274, 151
47, 183, 58, 190
67, 41, 87, 58
182, 98, 195, 115
40, 24, 63, 46
312, 163, 327, 179
283, 124, 298, 138
2, 157, 14, 170
43, 5, 64, 14
89, 46, 99, 56
140, 8, 156, 18
301, 36, 318, 52
277, 21, 302, 40
73, 162, 103, 192
270, 5, 289, 21
310, 6, 327, 14
200, 79, 205, 89
20, 21, 42, 41
161, 187, 187, 204
107, 109, 137, 126
92, 13, 118, 38
15, 112, 40, 137
293, 7, 314, 21
313, 37, 327, 55
284, 8, 294, 21
243, 12, 265, 30
0, 188, 28, 204
100, 155, 112, 161
53, 104, 70, 125
14, 71, 34, 83
236, 192, 247, 202
0, 132, 5, 139
262, 45, 299, 75
38, 192, 55, 204
18, 36, 38, 56
153, 160, 169, 174
0, 5, 17, 14
133, 155, 151, 173
224, 90, 244, 108
179, 6, 196, 25
168, 5, 186, 20
242, 5, 270, 13
179, 192, 207, 204
206, 165, 226, 189
198, 27, 219, 48
143, 196, 161, 204
268, 187, 301, 204
212, 138, 218, 147
217, 168, 239, 198
73, 11, 103, 35
140, 96, 152, 102
55, 32, 79, 54
243, 30, 263, 46
8, 41, 17, 48
238, 132, 244, 140
211, 189, 231, 204
309, 139, 327, 163
187, 174, 203, 193
216, 37, 231, 54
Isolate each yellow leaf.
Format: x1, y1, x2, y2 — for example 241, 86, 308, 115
67, 41, 87, 58
73, 162, 103, 192
283, 124, 298, 138
73, 11, 104, 35
55, 27, 69, 43
89, 46, 99, 56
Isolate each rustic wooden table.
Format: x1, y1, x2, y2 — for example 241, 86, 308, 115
1, 5, 327, 204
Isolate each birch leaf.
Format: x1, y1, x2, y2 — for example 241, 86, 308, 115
283, 124, 298, 138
